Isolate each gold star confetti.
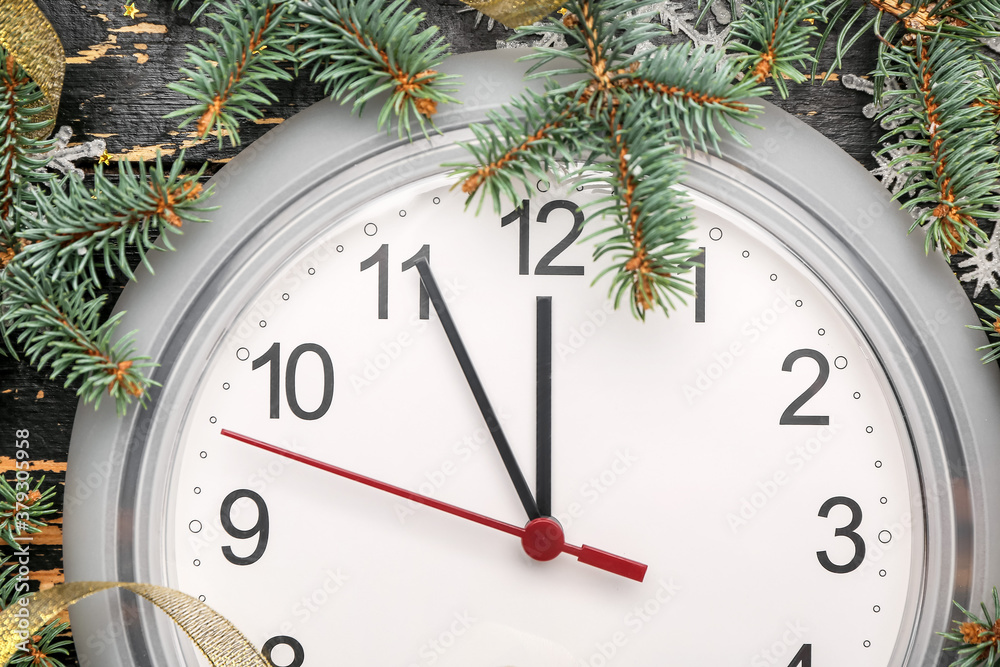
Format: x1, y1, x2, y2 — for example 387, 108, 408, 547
123, 2, 139, 19
97, 150, 112, 166
252, 45, 268, 55
558, 7, 568, 13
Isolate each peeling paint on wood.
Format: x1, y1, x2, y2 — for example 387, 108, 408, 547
0, 457, 69, 473
117, 143, 177, 161
178, 137, 208, 150
32, 568, 64, 590
110, 22, 168, 34
30, 522, 64, 546
66, 34, 120, 65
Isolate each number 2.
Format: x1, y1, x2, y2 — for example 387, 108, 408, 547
779, 349, 830, 425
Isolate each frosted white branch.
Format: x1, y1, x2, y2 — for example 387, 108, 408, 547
456, 7, 500, 31
31, 126, 106, 179
959, 225, 1000, 296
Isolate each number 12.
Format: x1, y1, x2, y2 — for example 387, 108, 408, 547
501, 200, 585, 276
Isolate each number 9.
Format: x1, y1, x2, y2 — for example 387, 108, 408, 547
220, 489, 270, 566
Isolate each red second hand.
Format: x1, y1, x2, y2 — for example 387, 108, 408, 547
220, 429, 647, 582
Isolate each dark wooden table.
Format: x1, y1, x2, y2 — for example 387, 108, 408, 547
0, 2, 978, 664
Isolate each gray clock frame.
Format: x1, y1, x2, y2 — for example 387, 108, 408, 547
63, 49, 1000, 667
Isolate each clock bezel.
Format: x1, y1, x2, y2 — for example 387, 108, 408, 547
62, 50, 1000, 667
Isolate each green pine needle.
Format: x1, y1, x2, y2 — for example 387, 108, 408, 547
0, 48, 55, 244
291, 0, 459, 138
0, 476, 55, 551
877, 35, 999, 255
971, 293, 1000, 364
0, 263, 157, 414
6, 618, 72, 667
16, 155, 212, 287
0, 550, 72, 667
586, 106, 700, 318
167, 0, 293, 146
728, 0, 823, 98
941, 587, 1000, 666
452, 0, 764, 317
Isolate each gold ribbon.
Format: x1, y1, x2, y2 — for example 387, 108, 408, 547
0, 582, 268, 667
460, 0, 568, 28
0, 0, 65, 135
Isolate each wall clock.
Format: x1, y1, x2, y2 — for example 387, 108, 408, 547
62, 49, 1000, 667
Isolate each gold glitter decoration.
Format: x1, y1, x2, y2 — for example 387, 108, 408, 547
0, 0, 65, 137
460, 0, 568, 28
0, 582, 269, 667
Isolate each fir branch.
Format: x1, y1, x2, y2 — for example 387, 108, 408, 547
0, 51, 54, 244
291, 0, 459, 137
971, 292, 1000, 363
0, 476, 55, 551
941, 586, 1000, 666
867, 0, 1000, 38
814, 0, 1000, 87
878, 36, 1000, 255
589, 102, 700, 316
7, 618, 72, 667
517, 0, 667, 87
16, 156, 211, 286
974, 55, 1000, 120
167, 0, 292, 146
451, 89, 590, 212
171, 0, 219, 21
0, 560, 18, 608
728, 0, 822, 97
613, 44, 767, 149
454, 0, 764, 315
0, 263, 156, 414
0, 496, 72, 667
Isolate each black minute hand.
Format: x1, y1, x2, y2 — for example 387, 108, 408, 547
414, 258, 540, 521
536, 296, 552, 517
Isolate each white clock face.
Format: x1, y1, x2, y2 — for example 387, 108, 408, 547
164, 172, 920, 667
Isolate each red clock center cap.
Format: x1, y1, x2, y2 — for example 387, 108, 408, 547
521, 517, 565, 561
